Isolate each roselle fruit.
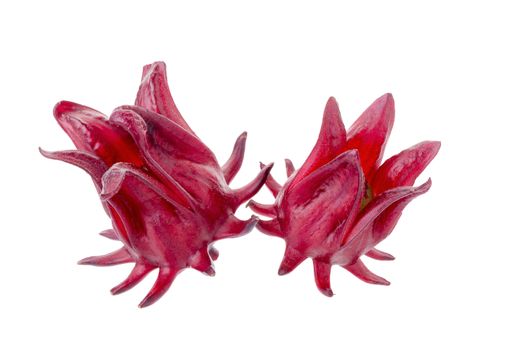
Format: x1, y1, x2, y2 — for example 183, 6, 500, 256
41, 62, 272, 307
249, 94, 440, 296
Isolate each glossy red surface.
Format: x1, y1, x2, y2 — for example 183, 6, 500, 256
249, 94, 440, 296
41, 62, 272, 307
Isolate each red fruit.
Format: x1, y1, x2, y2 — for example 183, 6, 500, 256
41, 62, 272, 307
249, 94, 440, 296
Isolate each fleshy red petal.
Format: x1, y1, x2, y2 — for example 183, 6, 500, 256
135, 61, 195, 135
100, 162, 196, 212
282, 150, 365, 255
290, 97, 346, 188
336, 179, 431, 264
109, 106, 226, 205
110, 105, 217, 167
100, 163, 207, 307
101, 163, 203, 257
345, 93, 395, 182
53, 101, 143, 167
368, 182, 432, 252
371, 141, 441, 195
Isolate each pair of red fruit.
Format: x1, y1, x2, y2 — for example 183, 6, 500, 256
41, 62, 440, 308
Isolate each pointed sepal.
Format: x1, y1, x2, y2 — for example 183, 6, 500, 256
111, 263, 155, 295
189, 247, 216, 276
256, 218, 284, 238
138, 267, 179, 308
246, 200, 277, 218
222, 132, 247, 184
232, 163, 274, 207
285, 159, 295, 177
99, 229, 118, 240
78, 247, 133, 266
278, 246, 306, 275
260, 162, 281, 197
366, 248, 395, 261
313, 260, 334, 297
343, 258, 390, 285
214, 215, 258, 240
39, 148, 108, 189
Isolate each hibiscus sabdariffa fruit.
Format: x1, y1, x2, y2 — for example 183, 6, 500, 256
41, 62, 272, 307
248, 94, 440, 296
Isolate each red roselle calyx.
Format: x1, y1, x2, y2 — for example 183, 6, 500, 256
248, 94, 440, 296
41, 62, 272, 307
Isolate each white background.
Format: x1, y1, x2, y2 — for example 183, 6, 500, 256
1, 1, 524, 348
